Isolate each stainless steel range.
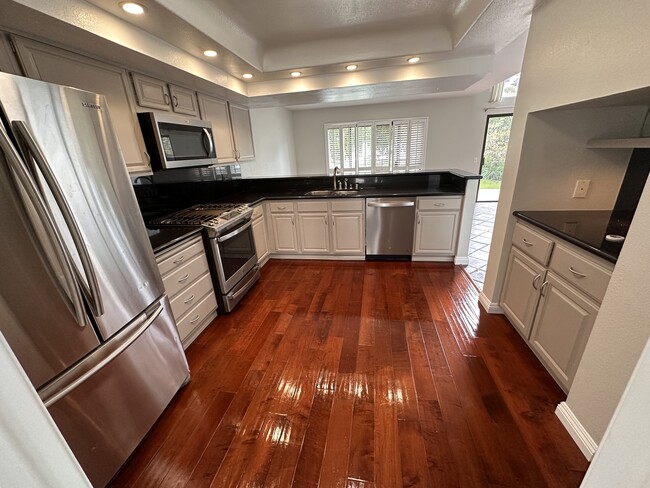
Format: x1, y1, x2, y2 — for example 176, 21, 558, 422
152, 203, 260, 312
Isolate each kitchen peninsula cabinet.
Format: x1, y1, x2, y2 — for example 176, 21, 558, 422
501, 220, 613, 391
131, 72, 200, 117
413, 196, 462, 258
12, 36, 151, 175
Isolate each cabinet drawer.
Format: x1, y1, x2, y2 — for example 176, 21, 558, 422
162, 253, 210, 298
512, 222, 554, 265
549, 244, 612, 302
268, 201, 295, 213
297, 200, 328, 212
418, 196, 462, 211
252, 204, 264, 219
176, 292, 217, 342
331, 199, 364, 212
156, 237, 204, 276
169, 272, 213, 319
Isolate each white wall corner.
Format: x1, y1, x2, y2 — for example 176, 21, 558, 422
555, 401, 598, 461
454, 256, 469, 265
478, 291, 504, 314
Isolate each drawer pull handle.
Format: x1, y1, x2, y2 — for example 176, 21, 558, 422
277, 206, 287, 210
540, 280, 549, 296
569, 266, 587, 278
522, 238, 533, 247
183, 294, 195, 304
173, 256, 185, 264
189, 314, 201, 324
434, 203, 445, 207
532, 274, 541, 290
178, 274, 190, 283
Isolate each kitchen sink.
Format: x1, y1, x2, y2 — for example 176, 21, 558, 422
304, 189, 359, 196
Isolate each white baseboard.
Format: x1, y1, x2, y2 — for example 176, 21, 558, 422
411, 256, 454, 262
478, 292, 504, 314
454, 256, 469, 265
555, 402, 598, 460
269, 254, 365, 261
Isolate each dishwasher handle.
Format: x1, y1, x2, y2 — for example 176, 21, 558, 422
367, 201, 415, 208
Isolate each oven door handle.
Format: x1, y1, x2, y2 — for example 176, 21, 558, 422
217, 219, 252, 243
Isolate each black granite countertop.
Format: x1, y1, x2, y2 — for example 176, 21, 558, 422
513, 210, 632, 263
146, 226, 202, 254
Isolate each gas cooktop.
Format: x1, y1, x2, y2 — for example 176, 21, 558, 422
150, 203, 253, 233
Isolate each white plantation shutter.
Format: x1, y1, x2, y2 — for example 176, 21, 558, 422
357, 124, 372, 173
342, 126, 356, 172
392, 120, 409, 171
324, 117, 427, 174
327, 127, 341, 171
374, 122, 391, 171
408, 118, 427, 171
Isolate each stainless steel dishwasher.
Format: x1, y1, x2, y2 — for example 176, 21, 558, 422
365, 197, 416, 259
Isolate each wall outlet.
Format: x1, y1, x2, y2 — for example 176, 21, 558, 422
573, 179, 591, 198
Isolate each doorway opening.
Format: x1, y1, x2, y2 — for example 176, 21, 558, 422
467, 113, 513, 289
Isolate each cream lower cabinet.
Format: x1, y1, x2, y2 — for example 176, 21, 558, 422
251, 204, 270, 266
501, 220, 613, 392
268, 201, 299, 253
413, 196, 462, 257
298, 213, 330, 253
11, 36, 151, 175
155, 235, 217, 349
331, 199, 365, 254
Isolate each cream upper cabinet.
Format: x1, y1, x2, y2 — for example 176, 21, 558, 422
0, 34, 20, 74
501, 247, 546, 339
197, 94, 236, 163
228, 102, 255, 161
131, 72, 199, 117
413, 196, 461, 256
12, 36, 151, 174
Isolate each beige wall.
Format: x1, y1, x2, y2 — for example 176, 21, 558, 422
244, 107, 297, 178
482, 0, 650, 445
291, 92, 509, 176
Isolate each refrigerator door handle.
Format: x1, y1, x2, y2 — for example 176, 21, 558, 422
39, 301, 164, 407
12, 121, 103, 317
0, 123, 87, 328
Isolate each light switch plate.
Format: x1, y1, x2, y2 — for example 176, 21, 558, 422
573, 179, 590, 198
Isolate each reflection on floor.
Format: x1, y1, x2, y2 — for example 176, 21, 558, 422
467, 202, 498, 288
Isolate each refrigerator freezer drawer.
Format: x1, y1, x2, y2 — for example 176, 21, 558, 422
46, 296, 189, 487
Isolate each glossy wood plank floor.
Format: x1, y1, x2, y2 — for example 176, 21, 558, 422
110, 260, 588, 488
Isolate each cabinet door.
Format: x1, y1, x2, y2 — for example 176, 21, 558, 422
529, 272, 599, 391
229, 102, 255, 160
131, 72, 171, 111
298, 213, 330, 254
271, 214, 298, 253
12, 37, 151, 174
413, 211, 459, 255
332, 212, 365, 254
252, 216, 270, 264
169, 84, 199, 117
197, 94, 236, 163
501, 247, 545, 339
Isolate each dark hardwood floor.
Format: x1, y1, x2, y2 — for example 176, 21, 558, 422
110, 260, 588, 487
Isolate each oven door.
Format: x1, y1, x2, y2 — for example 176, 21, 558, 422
209, 218, 258, 292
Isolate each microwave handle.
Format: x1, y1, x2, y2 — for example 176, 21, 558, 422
202, 128, 214, 157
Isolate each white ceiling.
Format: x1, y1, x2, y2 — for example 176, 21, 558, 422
5, 0, 539, 108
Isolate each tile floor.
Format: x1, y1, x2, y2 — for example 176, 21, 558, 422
466, 201, 498, 288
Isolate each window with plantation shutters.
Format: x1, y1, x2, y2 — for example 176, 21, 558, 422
324, 117, 427, 175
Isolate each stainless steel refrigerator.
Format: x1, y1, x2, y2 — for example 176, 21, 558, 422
0, 72, 190, 486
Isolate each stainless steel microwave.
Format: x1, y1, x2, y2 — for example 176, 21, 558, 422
137, 112, 217, 170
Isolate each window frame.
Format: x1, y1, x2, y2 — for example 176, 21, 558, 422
323, 117, 428, 175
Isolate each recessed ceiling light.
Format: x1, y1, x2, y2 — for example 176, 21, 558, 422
203, 50, 218, 57
120, 2, 145, 15
346, 64, 358, 71
242, 73, 253, 79
290, 71, 302, 77
407, 56, 421, 64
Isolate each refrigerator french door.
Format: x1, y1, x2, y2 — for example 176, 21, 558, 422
0, 72, 189, 487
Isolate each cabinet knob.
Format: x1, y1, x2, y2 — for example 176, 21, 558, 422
532, 274, 541, 290
172, 95, 179, 107
173, 255, 185, 264
163, 93, 170, 106
569, 266, 587, 278
189, 314, 201, 324
178, 273, 190, 283
522, 238, 533, 247
540, 280, 549, 296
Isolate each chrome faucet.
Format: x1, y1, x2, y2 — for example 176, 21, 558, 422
333, 166, 339, 190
